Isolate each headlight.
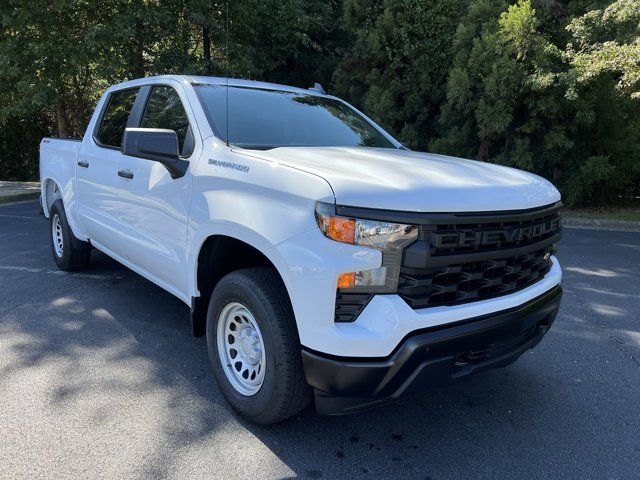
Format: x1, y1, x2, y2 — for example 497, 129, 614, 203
315, 202, 418, 292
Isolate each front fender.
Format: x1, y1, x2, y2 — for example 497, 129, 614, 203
186, 154, 335, 299
186, 220, 302, 301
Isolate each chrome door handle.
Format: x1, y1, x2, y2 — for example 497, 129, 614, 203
117, 169, 134, 179
77, 160, 89, 168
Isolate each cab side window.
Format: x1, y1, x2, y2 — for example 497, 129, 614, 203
140, 86, 194, 157
96, 88, 140, 148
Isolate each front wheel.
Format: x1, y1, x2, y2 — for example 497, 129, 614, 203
49, 199, 91, 271
206, 268, 311, 425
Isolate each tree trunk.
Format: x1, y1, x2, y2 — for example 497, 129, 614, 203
203, 25, 212, 75
132, 19, 145, 78
134, 34, 145, 77
55, 99, 70, 138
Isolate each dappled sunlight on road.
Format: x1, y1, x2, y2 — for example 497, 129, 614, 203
589, 303, 627, 317
576, 286, 640, 301
563, 266, 625, 278
50, 296, 76, 307
628, 332, 640, 348
616, 243, 640, 251
0, 277, 233, 477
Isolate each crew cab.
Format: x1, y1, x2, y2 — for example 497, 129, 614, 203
39, 75, 563, 424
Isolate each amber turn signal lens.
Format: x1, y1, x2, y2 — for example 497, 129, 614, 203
325, 216, 356, 244
337, 272, 356, 289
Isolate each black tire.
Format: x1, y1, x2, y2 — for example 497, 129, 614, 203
206, 267, 312, 425
49, 199, 91, 271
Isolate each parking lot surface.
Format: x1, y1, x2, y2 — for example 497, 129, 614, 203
0, 201, 639, 479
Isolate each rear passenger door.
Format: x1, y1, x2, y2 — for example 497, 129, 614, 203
116, 84, 198, 299
77, 87, 140, 253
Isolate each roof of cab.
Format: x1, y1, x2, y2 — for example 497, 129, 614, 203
108, 75, 326, 97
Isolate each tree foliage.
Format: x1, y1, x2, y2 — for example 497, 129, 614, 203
0, 0, 637, 206
0, 0, 338, 139
431, 0, 639, 206
333, 0, 467, 149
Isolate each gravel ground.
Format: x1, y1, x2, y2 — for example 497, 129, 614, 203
0, 201, 639, 479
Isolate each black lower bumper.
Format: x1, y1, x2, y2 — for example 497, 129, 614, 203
302, 285, 562, 415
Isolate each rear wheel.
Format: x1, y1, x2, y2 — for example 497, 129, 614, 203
49, 199, 91, 271
206, 267, 311, 424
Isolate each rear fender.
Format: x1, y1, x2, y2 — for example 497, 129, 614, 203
41, 177, 88, 242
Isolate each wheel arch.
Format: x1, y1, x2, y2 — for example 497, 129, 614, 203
41, 175, 89, 242
189, 229, 294, 337
42, 177, 63, 218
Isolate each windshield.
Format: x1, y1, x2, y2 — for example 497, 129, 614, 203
194, 85, 397, 150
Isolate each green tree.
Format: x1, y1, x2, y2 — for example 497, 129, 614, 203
223, 0, 343, 87
0, 0, 108, 137
433, 1, 569, 167
433, 0, 640, 206
0, 0, 342, 181
332, 0, 467, 149
561, 0, 640, 203
0, 0, 342, 139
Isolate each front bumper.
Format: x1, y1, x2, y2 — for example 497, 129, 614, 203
302, 285, 562, 415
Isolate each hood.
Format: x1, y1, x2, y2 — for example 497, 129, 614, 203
241, 147, 561, 212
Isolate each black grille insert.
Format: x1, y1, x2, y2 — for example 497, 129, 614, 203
398, 205, 561, 309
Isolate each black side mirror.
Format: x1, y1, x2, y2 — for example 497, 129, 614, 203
122, 128, 188, 179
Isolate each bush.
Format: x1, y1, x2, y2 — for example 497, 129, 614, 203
430, 0, 640, 206
0, 115, 53, 181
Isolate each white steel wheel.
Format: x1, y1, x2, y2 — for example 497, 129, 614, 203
216, 302, 266, 396
51, 213, 64, 258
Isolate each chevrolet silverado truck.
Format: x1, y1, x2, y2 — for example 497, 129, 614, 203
39, 75, 563, 424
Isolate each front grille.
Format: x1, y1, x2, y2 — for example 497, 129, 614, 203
398, 246, 555, 309
398, 204, 561, 309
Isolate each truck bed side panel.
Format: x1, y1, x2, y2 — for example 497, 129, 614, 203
39, 138, 88, 241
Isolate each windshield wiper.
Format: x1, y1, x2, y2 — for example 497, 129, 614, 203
233, 143, 280, 150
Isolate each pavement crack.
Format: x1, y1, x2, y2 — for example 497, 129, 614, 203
1, 302, 25, 315
0, 284, 84, 316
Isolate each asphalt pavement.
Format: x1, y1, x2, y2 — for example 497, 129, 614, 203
0, 200, 638, 479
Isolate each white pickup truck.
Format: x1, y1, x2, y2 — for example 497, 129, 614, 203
40, 75, 563, 424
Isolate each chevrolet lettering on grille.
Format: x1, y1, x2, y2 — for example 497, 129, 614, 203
432, 218, 560, 249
